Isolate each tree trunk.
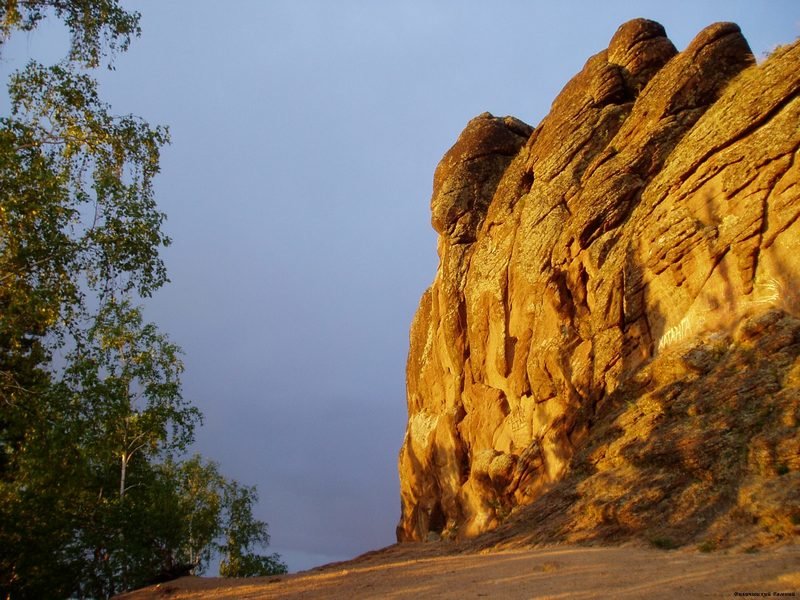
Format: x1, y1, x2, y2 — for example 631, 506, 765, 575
120, 451, 127, 499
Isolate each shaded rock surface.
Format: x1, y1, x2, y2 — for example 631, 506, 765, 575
398, 19, 800, 545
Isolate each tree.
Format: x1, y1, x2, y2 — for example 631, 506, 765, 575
0, 29, 170, 452
169, 455, 225, 573
0, 2, 284, 596
0, 4, 173, 594
165, 456, 288, 578
64, 300, 200, 500
218, 481, 288, 577
1, 0, 141, 68
0, 60, 170, 336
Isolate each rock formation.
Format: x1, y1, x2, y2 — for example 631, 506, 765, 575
397, 19, 800, 544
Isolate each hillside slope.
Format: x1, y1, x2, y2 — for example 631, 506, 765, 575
118, 543, 800, 599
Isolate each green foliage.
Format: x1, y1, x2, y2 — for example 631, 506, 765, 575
168, 455, 226, 573
0, 0, 141, 68
219, 481, 288, 577
221, 553, 289, 579
64, 300, 201, 499
697, 540, 717, 553
1, 61, 170, 329
0, 2, 284, 596
0, 302, 203, 597
169, 456, 287, 578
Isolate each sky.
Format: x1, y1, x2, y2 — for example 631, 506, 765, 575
3, 0, 799, 574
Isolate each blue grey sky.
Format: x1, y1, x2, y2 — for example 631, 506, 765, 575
4, 0, 798, 573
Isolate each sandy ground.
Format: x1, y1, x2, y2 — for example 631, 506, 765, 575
118, 543, 800, 599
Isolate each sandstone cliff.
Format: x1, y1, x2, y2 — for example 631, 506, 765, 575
397, 19, 800, 546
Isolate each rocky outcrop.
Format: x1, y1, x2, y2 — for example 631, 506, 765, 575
466, 308, 800, 550
398, 19, 800, 543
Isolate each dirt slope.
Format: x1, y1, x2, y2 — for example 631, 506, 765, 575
118, 543, 799, 599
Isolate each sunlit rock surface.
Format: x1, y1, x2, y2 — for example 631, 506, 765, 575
398, 19, 800, 543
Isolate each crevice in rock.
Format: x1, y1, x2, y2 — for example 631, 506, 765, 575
673, 89, 800, 197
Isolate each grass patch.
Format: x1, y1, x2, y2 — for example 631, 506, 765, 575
697, 540, 716, 553
649, 536, 679, 550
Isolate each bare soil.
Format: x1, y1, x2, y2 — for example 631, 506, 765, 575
118, 542, 800, 599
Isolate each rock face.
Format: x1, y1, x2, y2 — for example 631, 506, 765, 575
464, 308, 800, 550
397, 19, 800, 543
